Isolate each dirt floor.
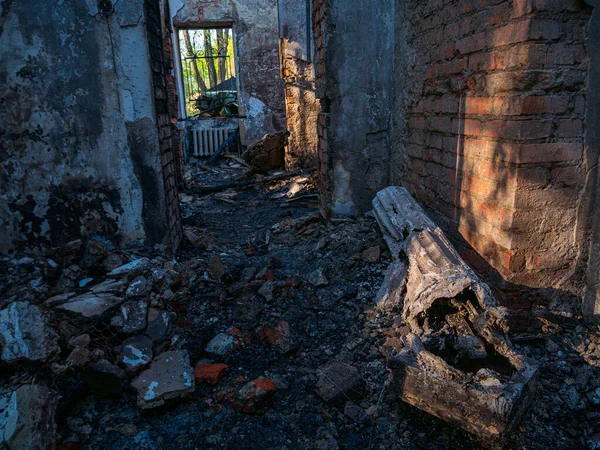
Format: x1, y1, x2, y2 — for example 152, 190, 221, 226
2, 158, 600, 450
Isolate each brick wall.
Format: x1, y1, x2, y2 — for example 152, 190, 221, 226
398, 0, 592, 287
146, 0, 182, 252
279, 0, 319, 170
312, 0, 331, 218
282, 45, 319, 170
160, 0, 185, 189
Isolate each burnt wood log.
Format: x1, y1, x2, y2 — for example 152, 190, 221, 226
185, 168, 316, 195
372, 186, 538, 441
374, 261, 407, 311
389, 333, 538, 440
372, 186, 437, 260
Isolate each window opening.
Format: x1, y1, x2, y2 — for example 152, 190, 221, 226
178, 27, 238, 118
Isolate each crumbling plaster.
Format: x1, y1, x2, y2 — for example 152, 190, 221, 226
169, 0, 286, 146
0, 0, 168, 250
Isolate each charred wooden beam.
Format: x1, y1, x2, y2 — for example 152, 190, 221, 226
372, 187, 538, 441
388, 335, 538, 440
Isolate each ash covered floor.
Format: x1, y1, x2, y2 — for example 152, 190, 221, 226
1, 160, 600, 450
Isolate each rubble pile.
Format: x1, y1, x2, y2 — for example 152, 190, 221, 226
0, 238, 188, 448
1, 160, 600, 449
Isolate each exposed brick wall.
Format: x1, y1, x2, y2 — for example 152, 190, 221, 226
282, 46, 319, 170
146, 0, 182, 252
312, 0, 331, 218
397, 0, 592, 287
279, 0, 319, 170
160, 0, 185, 189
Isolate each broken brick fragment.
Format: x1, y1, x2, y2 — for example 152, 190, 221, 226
230, 327, 243, 337
244, 245, 258, 256
256, 321, 299, 353
256, 327, 281, 345
194, 363, 229, 384
235, 377, 277, 414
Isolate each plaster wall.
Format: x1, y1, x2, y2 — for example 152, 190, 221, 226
314, 0, 395, 215
169, 0, 286, 146
0, 0, 169, 250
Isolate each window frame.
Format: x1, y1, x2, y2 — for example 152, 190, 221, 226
174, 24, 240, 120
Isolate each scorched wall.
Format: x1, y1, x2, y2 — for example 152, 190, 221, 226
0, 0, 179, 251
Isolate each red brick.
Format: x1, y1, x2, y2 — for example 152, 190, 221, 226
516, 143, 583, 163
437, 58, 468, 77
456, 32, 486, 55
520, 96, 569, 115
235, 377, 277, 414
458, 223, 516, 271
194, 363, 228, 384
557, 119, 583, 138
511, 0, 534, 19
462, 118, 552, 140
459, 195, 514, 228
489, 21, 530, 48
488, 3, 511, 25
468, 52, 500, 71
545, 43, 586, 66
513, 185, 581, 210
461, 139, 582, 164
529, 19, 561, 40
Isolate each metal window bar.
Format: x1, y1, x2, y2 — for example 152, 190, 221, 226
181, 52, 238, 117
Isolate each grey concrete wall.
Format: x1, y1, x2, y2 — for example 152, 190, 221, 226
318, 0, 395, 215
169, 0, 286, 146
584, 8, 600, 321
0, 0, 168, 250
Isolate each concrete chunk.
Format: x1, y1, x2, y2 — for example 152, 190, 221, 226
316, 362, 362, 404
144, 309, 173, 342
0, 384, 59, 450
55, 293, 124, 319
205, 333, 236, 357
0, 302, 59, 364
107, 258, 150, 279
117, 335, 153, 372
131, 351, 195, 409
111, 299, 148, 334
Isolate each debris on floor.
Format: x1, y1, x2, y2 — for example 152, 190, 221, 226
242, 131, 288, 174
0, 384, 60, 450
1, 162, 600, 449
